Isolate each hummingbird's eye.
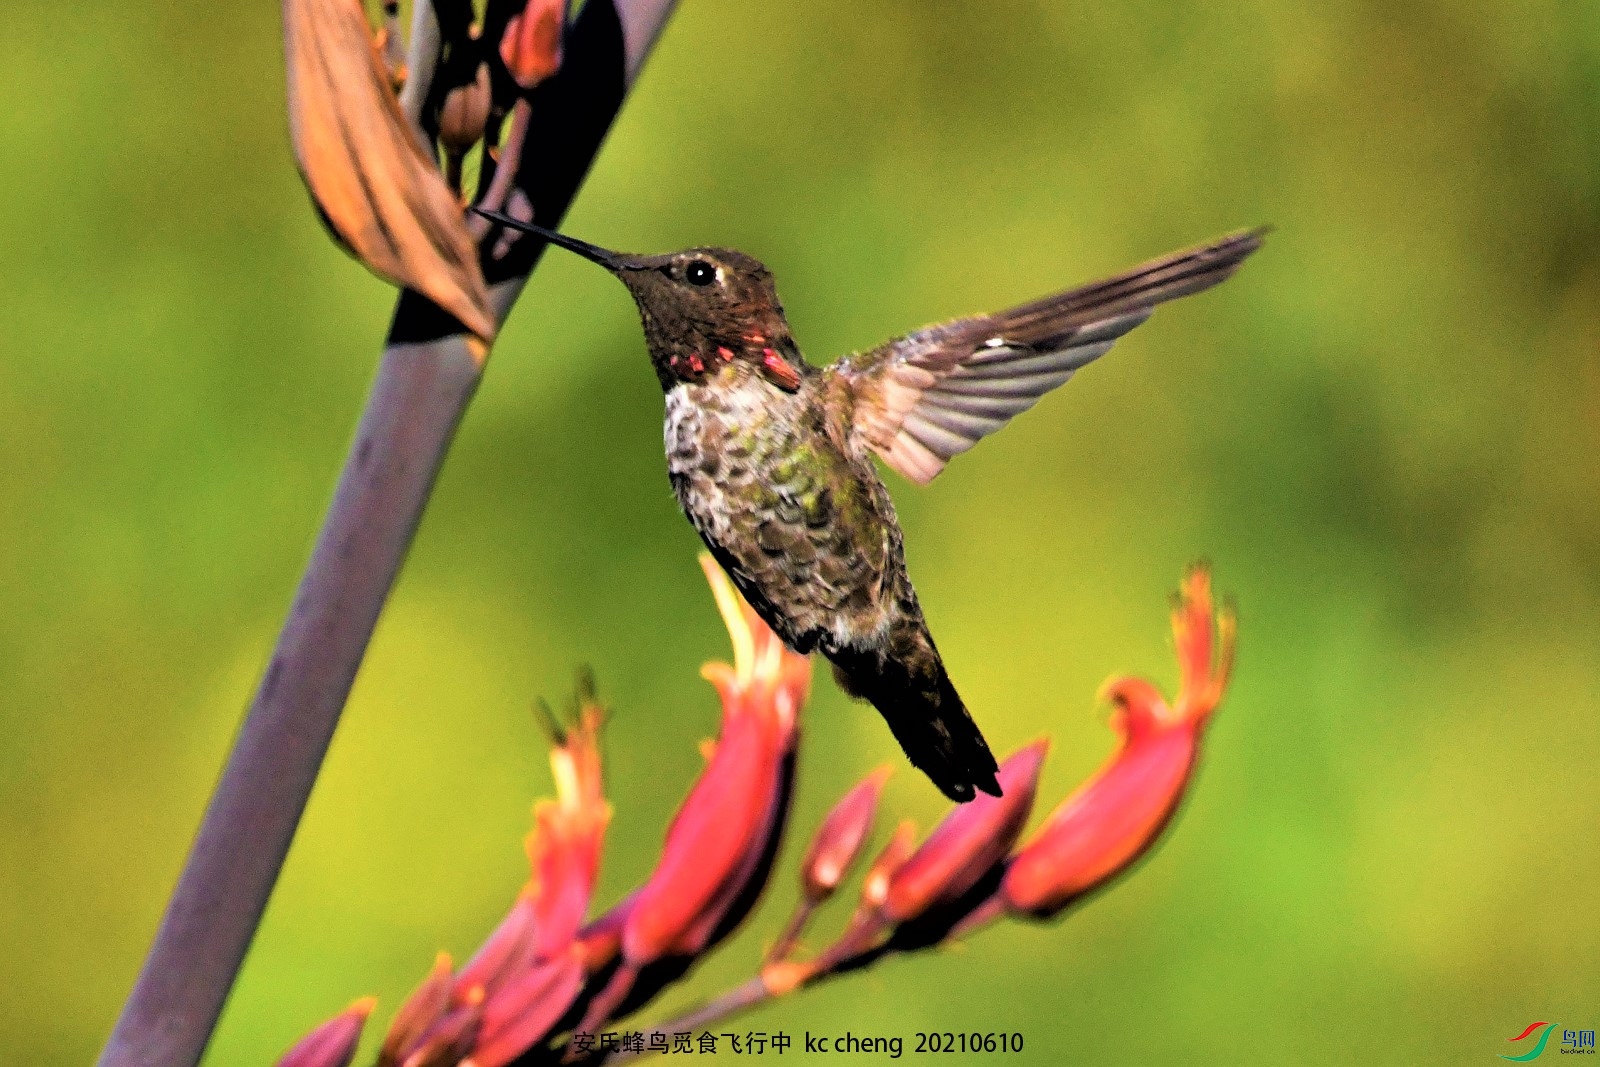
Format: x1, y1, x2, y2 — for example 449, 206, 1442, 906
684, 260, 717, 287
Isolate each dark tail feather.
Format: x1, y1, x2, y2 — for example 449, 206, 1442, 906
830, 648, 1002, 803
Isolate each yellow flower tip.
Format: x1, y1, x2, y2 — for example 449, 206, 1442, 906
549, 749, 580, 809
461, 983, 487, 1007
346, 995, 379, 1020
700, 660, 740, 700
754, 628, 785, 683
700, 555, 755, 681
698, 737, 719, 763
431, 950, 453, 975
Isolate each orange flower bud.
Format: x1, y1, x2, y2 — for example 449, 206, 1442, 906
500, 0, 564, 90
1002, 566, 1235, 919
882, 743, 1046, 924
275, 998, 376, 1067
439, 63, 493, 153
801, 766, 892, 902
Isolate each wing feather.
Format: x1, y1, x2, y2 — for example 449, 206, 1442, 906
830, 228, 1265, 484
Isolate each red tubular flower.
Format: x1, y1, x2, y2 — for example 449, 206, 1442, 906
801, 766, 893, 903
274, 998, 375, 1067
500, 0, 565, 89
621, 557, 809, 964
1002, 565, 1235, 919
271, 563, 1239, 1065
882, 743, 1047, 925
434, 694, 610, 1064
454, 692, 608, 999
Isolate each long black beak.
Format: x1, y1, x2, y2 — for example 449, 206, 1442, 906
472, 207, 625, 270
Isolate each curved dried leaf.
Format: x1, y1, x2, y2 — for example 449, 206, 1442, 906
284, 0, 496, 341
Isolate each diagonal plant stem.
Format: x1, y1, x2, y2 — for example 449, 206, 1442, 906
96, 4, 677, 1067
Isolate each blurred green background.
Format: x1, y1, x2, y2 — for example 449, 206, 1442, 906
3, 1, 1598, 1063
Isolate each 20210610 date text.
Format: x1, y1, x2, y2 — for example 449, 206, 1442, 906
914, 1032, 1025, 1054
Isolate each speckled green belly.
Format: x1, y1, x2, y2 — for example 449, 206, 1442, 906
663, 370, 904, 654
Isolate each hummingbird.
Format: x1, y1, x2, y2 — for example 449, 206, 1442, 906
477, 206, 1264, 802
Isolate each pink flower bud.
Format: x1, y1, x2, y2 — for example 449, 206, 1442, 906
275, 998, 376, 1067
801, 766, 892, 902
1002, 566, 1235, 919
861, 820, 918, 910
500, 0, 564, 90
882, 743, 1047, 924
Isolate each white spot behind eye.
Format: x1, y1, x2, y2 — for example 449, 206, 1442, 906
983, 337, 1007, 348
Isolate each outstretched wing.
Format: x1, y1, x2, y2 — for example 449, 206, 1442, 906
829, 228, 1266, 484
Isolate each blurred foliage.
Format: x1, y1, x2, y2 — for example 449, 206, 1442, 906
1, 1, 1598, 1063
